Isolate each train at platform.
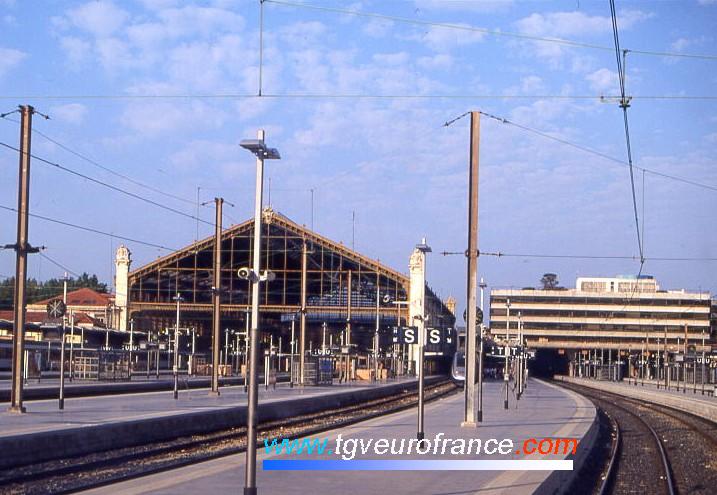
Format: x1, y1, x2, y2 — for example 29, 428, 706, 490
450, 328, 523, 384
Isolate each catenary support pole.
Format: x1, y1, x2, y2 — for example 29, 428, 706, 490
211, 198, 223, 395
8, 105, 35, 414
462, 110, 480, 427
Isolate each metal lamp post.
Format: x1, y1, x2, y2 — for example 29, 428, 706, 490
504, 298, 510, 410
173, 293, 183, 400
702, 330, 706, 395
244, 308, 250, 392
290, 313, 297, 388
414, 238, 431, 442
477, 278, 487, 422
129, 318, 134, 380
240, 130, 280, 495
69, 310, 75, 382
374, 286, 380, 381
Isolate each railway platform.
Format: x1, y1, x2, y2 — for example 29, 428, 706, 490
555, 375, 717, 422
0, 373, 289, 402
80, 379, 597, 495
0, 376, 440, 470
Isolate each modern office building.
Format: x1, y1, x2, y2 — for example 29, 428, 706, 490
489, 275, 712, 353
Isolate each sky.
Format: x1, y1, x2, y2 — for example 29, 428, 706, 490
0, 0, 716, 314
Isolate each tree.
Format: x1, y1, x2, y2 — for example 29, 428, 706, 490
540, 273, 559, 290
0, 273, 108, 309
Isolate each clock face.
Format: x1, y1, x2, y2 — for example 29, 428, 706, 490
47, 299, 67, 319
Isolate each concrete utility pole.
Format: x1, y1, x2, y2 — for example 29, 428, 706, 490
462, 111, 480, 428
8, 105, 38, 414
211, 198, 223, 395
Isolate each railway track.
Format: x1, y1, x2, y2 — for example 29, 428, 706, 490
0, 380, 457, 495
559, 381, 717, 495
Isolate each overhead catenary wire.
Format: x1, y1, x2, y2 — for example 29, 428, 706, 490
445, 110, 717, 193
0, 141, 214, 227
0, 204, 176, 251
0, 93, 715, 101
265, 0, 717, 61
0, 115, 199, 207
38, 252, 81, 278
439, 250, 717, 262
609, 0, 644, 266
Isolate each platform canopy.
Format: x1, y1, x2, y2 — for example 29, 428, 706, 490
127, 208, 454, 344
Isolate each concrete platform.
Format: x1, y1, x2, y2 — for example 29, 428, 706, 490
0, 374, 288, 402
556, 375, 717, 422
81, 379, 597, 495
0, 376, 440, 469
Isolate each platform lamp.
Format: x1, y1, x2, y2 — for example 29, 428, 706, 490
477, 278, 487, 422
173, 293, 183, 400
240, 130, 281, 495
414, 238, 431, 443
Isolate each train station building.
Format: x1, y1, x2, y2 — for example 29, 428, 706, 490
116, 208, 456, 372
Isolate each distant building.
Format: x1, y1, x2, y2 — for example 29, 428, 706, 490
0, 288, 123, 359
27, 288, 116, 328
489, 275, 712, 353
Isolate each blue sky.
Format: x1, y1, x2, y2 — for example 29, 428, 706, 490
0, 0, 716, 312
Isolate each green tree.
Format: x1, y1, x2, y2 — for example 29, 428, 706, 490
0, 273, 108, 309
540, 273, 559, 290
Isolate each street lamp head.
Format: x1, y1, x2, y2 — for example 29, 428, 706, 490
415, 237, 432, 253
240, 139, 281, 160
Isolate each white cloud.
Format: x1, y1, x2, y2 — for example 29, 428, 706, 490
137, 0, 179, 10
515, 9, 650, 39
67, 1, 129, 37
585, 68, 618, 92
417, 53, 454, 70
362, 18, 393, 38
512, 10, 651, 67
155, 5, 245, 39
670, 37, 691, 52
50, 103, 88, 124
119, 101, 226, 136
414, 0, 515, 13
520, 75, 544, 93
372, 52, 410, 66
409, 24, 486, 52
277, 21, 327, 48
59, 36, 91, 65
0, 46, 25, 78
